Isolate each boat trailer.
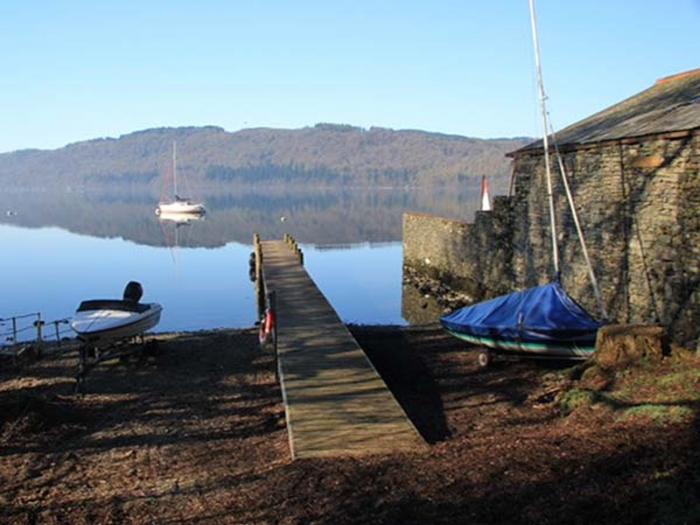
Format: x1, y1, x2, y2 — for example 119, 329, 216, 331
75, 335, 159, 394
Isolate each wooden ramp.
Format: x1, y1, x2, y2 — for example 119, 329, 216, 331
260, 240, 424, 459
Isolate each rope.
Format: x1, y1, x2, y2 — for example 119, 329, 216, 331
2, 324, 29, 336
1, 316, 74, 340
528, 0, 606, 320
0, 312, 40, 321
82, 309, 110, 334
546, 115, 609, 321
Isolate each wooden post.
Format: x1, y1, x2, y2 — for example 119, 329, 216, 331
53, 319, 68, 349
11, 317, 17, 363
265, 290, 279, 382
254, 237, 265, 319
34, 316, 44, 357
54, 321, 61, 348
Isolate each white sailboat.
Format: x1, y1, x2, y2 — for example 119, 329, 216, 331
156, 142, 206, 216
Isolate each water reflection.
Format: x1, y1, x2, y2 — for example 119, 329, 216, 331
0, 182, 489, 330
0, 224, 257, 332
0, 185, 484, 248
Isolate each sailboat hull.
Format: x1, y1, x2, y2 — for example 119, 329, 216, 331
441, 282, 601, 360
156, 201, 205, 215
443, 329, 595, 359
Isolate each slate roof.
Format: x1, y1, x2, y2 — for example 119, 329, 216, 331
514, 68, 700, 154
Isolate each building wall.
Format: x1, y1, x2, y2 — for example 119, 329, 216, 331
403, 130, 700, 347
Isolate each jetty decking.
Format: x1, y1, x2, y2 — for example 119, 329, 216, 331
259, 239, 423, 459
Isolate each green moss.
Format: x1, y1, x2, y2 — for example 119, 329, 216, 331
658, 369, 699, 389
619, 404, 694, 424
558, 389, 598, 414
615, 365, 700, 404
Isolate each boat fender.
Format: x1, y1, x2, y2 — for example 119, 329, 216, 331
259, 309, 276, 345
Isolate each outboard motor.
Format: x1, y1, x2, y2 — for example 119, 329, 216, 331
123, 281, 143, 303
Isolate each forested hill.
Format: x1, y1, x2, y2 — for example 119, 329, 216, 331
0, 124, 531, 188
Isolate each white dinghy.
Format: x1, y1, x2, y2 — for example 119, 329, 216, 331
71, 282, 162, 346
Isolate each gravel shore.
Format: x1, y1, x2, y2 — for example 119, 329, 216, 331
1, 325, 698, 524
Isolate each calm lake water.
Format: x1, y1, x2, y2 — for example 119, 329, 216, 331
0, 185, 486, 334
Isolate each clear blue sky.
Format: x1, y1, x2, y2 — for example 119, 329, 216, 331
1, 0, 698, 153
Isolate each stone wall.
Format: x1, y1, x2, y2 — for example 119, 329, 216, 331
403, 130, 700, 347
403, 195, 514, 301
403, 212, 475, 296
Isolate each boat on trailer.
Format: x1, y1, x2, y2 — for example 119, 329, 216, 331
71, 282, 162, 347
441, 0, 607, 366
441, 282, 601, 366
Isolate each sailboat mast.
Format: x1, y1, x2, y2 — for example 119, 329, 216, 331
528, 0, 560, 277
172, 141, 178, 197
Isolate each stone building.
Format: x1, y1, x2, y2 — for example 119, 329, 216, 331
403, 69, 700, 347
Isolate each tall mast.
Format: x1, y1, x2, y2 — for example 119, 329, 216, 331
528, 0, 560, 277
527, 0, 607, 318
172, 141, 178, 197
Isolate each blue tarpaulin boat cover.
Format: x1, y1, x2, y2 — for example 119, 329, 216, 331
441, 281, 601, 345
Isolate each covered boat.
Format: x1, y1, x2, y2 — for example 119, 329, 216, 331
71, 282, 162, 346
439, 0, 608, 366
441, 281, 601, 360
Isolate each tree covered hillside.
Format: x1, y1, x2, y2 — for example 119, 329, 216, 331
0, 124, 531, 189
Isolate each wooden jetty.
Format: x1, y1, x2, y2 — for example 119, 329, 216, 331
256, 236, 424, 459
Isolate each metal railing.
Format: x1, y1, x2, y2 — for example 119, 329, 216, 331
1, 312, 73, 361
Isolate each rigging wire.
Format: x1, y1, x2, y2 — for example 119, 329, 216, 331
528, 0, 607, 320
546, 114, 609, 320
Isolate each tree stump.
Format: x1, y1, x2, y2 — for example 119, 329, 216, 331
595, 324, 667, 369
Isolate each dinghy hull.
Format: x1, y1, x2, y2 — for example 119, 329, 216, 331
71, 301, 162, 346
441, 282, 600, 360
442, 329, 595, 359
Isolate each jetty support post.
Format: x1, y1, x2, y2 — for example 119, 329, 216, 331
266, 290, 279, 382
52, 319, 69, 349
33, 314, 44, 357
253, 233, 265, 319
11, 317, 17, 347
283, 234, 303, 265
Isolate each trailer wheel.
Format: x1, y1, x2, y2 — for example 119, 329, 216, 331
477, 350, 492, 368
